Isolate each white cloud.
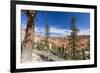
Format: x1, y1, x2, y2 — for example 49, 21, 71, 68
78, 29, 90, 35
50, 27, 71, 37
35, 26, 44, 33
22, 25, 90, 37
35, 27, 71, 37
22, 24, 27, 30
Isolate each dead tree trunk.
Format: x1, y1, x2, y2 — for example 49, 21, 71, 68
21, 10, 36, 63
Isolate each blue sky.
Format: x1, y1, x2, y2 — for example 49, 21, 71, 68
21, 10, 90, 37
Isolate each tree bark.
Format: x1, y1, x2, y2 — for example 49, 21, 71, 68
21, 10, 36, 63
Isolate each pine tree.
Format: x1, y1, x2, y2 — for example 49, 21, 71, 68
69, 16, 79, 60
44, 24, 50, 50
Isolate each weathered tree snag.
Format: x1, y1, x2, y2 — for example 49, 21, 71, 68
21, 10, 36, 63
